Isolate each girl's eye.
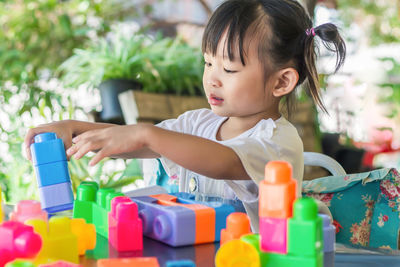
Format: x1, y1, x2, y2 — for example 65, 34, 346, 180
224, 68, 237, 74
204, 61, 212, 67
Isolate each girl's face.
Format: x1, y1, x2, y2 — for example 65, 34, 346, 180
202, 31, 280, 121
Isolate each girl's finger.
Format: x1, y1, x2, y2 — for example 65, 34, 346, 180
89, 149, 107, 166
73, 141, 97, 160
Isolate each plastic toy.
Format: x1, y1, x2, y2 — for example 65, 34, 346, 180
215, 239, 260, 267
0, 185, 4, 223
73, 181, 98, 223
30, 132, 74, 213
108, 196, 142, 251
70, 218, 96, 255
220, 212, 251, 245
259, 161, 297, 254
165, 260, 196, 267
320, 214, 335, 267
39, 260, 81, 267
0, 221, 42, 267
10, 200, 47, 223
131, 193, 235, 247
97, 257, 159, 267
25, 217, 79, 264
4, 260, 36, 267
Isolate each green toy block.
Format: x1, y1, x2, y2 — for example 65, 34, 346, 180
92, 188, 124, 238
5, 261, 36, 267
240, 233, 261, 253
73, 181, 98, 223
261, 250, 323, 267
288, 197, 323, 257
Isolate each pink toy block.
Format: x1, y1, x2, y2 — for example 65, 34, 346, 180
39, 260, 82, 267
109, 196, 143, 251
0, 221, 42, 266
10, 200, 48, 223
259, 217, 287, 254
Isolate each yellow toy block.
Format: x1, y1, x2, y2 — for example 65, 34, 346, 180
26, 217, 79, 264
70, 218, 96, 255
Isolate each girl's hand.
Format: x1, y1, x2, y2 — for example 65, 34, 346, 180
67, 124, 148, 166
24, 120, 75, 161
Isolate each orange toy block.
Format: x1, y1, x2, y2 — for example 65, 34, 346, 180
97, 257, 159, 267
220, 212, 251, 245
259, 161, 297, 218
70, 218, 96, 255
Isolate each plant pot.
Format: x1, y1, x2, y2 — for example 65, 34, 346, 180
99, 79, 141, 124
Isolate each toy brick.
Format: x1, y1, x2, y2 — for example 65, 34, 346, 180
133, 195, 196, 246
109, 196, 142, 251
39, 260, 81, 267
10, 200, 47, 223
97, 257, 159, 267
260, 250, 323, 267
4, 260, 36, 267
38, 182, 74, 213
30, 133, 67, 166
73, 182, 98, 223
215, 239, 260, 267
24, 218, 49, 265
288, 198, 323, 257
240, 233, 261, 253
70, 218, 96, 255
319, 214, 335, 267
220, 212, 251, 245
34, 162, 70, 187
166, 260, 196, 267
0, 221, 42, 265
260, 217, 287, 254
105, 192, 124, 211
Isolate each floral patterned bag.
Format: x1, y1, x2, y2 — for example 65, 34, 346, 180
302, 168, 400, 249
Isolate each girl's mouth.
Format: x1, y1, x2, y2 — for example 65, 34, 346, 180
208, 95, 224, 105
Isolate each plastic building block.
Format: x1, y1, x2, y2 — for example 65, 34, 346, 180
109, 196, 142, 251
259, 217, 287, 253
220, 212, 251, 245
30, 132, 74, 213
25, 217, 79, 264
0, 221, 42, 266
39, 260, 81, 267
166, 260, 196, 267
73, 181, 98, 223
260, 250, 323, 267
4, 260, 36, 267
319, 214, 335, 267
259, 161, 297, 218
10, 200, 47, 223
215, 239, 260, 267
240, 233, 261, 252
97, 257, 160, 267
70, 218, 96, 255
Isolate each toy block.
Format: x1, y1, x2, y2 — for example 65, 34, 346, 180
24, 219, 49, 265
259, 217, 287, 253
220, 212, 251, 245
73, 181, 98, 223
4, 260, 36, 267
259, 161, 297, 218
10, 200, 47, 223
166, 260, 196, 267
39, 260, 81, 267
319, 214, 335, 267
215, 239, 260, 267
108, 196, 142, 251
30, 133, 73, 213
171, 193, 235, 241
26, 217, 78, 264
260, 250, 323, 267
92, 188, 124, 238
0, 221, 42, 266
70, 218, 96, 255
97, 257, 159, 267
240, 233, 261, 252
288, 198, 322, 257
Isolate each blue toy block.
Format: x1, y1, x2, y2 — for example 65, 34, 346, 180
171, 193, 235, 241
31, 133, 67, 165
30, 132, 73, 213
133, 196, 196, 247
34, 162, 70, 187
38, 182, 74, 213
166, 259, 196, 267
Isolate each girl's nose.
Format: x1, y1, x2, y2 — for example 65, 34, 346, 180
207, 77, 222, 88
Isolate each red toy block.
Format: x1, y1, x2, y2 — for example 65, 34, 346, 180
0, 221, 42, 266
108, 196, 143, 251
97, 257, 159, 267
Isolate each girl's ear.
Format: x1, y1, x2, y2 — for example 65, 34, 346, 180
271, 68, 299, 97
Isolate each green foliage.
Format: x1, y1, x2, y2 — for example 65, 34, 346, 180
378, 57, 400, 118
59, 32, 205, 96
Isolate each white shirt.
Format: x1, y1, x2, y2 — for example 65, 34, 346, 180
151, 108, 304, 232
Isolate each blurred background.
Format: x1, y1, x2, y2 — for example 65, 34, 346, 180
0, 0, 399, 204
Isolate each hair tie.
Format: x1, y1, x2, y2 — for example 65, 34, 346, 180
306, 27, 316, 37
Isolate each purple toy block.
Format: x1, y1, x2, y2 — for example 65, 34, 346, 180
260, 216, 287, 254
132, 196, 196, 247
320, 214, 335, 267
38, 182, 74, 213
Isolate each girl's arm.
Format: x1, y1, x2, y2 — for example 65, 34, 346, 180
69, 124, 251, 181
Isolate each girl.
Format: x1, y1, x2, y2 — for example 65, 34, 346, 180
25, 0, 346, 231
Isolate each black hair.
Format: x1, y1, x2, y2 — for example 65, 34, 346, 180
202, 0, 346, 115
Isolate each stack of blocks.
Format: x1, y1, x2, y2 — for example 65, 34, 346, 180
131, 193, 235, 247
216, 161, 335, 267
30, 133, 74, 213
